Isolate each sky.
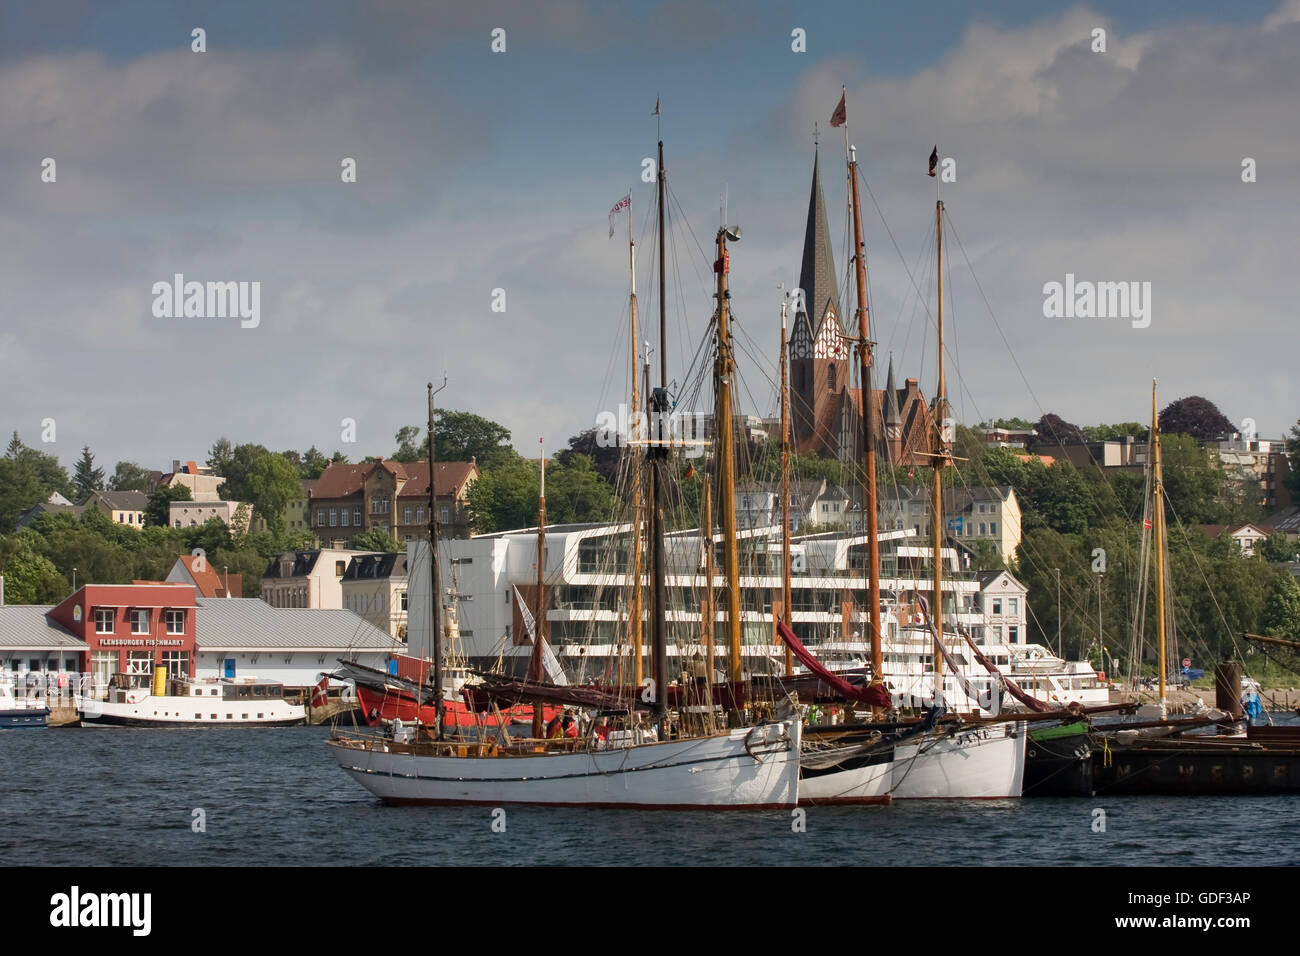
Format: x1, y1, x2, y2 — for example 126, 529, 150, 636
1, 0, 1297, 474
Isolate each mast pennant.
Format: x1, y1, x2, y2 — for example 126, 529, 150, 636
609, 192, 631, 238
928, 146, 939, 177
829, 89, 847, 128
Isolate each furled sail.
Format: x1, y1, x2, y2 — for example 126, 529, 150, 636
514, 585, 568, 685
956, 630, 1055, 714
775, 621, 891, 708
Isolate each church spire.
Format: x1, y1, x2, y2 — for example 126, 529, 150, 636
796, 151, 843, 339
884, 353, 900, 427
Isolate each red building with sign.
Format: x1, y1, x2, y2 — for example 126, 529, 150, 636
49, 584, 197, 690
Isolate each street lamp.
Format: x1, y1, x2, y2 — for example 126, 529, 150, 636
71, 567, 78, 593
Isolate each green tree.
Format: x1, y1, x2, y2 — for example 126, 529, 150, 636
1159, 396, 1233, 442
72, 445, 105, 500
1259, 532, 1297, 563
393, 426, 423, 463
349, 527, 401, 552
1261, 573, 1300, 643
1285, 420, 1300, 503
0, 537, 66, 603
434, 410, 513, 468
215, 442, 270, 500
0, 457, 44, 532
467, 455, 538, 533
300, 446, 331, 479
207, 437, 235, 477
545, 454, 616, 524
243, 454, 301, 537
108, 461, 153, 493
145, 483, 192, 527
5, 434, 73, 501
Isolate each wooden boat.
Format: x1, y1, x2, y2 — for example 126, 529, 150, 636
327, 132, 802, 809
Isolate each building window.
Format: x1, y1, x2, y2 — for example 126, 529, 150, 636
95, 608, 115, 634
417, 506, 424, 523
336, 560, 346, 576
131, 609, 149, 634
341, 509, 349, 527
1008, 626, 1019, 644
979, 523, 987, 535
329, 508, 337, 527
989, 521, 997, 535
162, 651, 189, 678
165, 609, 185, 634
440, 506, 450, 523
317, 511, 326, 527
827, 365, 837, 391
353, 507, 361, 526
404, 506, 412, 524
991, 599, 1001, 615
1008, 598, 1018, 615
400, 591, 408, 611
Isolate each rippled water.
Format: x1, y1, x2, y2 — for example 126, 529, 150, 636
4, 723, 1297, 867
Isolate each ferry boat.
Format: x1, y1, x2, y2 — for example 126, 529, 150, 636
77, 672, 306, 727
0, 676, 50, 729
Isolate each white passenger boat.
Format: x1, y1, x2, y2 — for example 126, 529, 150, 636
77, 674, 306, 727
0, 676, 50, 729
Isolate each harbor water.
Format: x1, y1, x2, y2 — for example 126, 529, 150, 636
5, 722, 1298, 867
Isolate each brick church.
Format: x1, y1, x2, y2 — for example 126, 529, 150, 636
788, 150, 934, 467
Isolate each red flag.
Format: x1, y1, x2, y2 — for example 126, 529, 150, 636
311, 674, 330, 708
829, 90, 847, 128
683, 464, 696, 481
1143, 518, 1152, 530
928, 146, 939, 177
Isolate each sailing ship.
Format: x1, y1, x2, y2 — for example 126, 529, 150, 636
1087, 384, 1300, 795
788, 101, 1025, 801
326, 131, 802, 809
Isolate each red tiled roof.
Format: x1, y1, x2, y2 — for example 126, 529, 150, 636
309, 460, 477, 501
177, 554, 243, 597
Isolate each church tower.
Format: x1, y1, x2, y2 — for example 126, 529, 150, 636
789, 150, 849, 457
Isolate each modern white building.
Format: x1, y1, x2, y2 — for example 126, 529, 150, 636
405, 522, 1000, 680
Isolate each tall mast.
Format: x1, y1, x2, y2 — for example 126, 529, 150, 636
848, 141, 883, 690
703, 480, 715, 685
530, 438, 548, 738
931, 199, 948, 685
628, 200, 644, 694
647, 139, 669, 727
426, 381, 445, 740
779, 292, 793, 677
639, 345, 651, 689
1152, 381, 1167, 720
714, 224, 743, 697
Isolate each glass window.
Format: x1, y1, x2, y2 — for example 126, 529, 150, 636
353, 507, 361, 526
317, 511, 326, 527
95, 608, 114, 634
991, 599, 1002, 615
990, 521, 998, 535
440, 506, 450, 523
329, 508, 337, 527
341, 509, 349, 527
400, 591, 408, 611
404, 506, 413, 524
131, 609, 149, 634
1008, 598, 1018, 615
165, 609, 185, 634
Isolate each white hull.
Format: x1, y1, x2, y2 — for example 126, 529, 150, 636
75, 694, 306, 727
327, 720, 801, 809
890, 722, 1026, 799
799, 750, 893, 805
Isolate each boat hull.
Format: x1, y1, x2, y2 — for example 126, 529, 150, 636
354, 685, 557, 731
0, 708, 49, 729
1023, 723, 1093, 797
891, 722, 1027, 799
327, 720, 801, 809
76, 695, 306, 728
799, 744, 894, 805
1092, 736, 1300, 795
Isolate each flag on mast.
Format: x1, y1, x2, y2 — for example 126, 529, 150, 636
608, 192, 631, 238
652, 96, 660, 116
829, 89, 847, 128
928, 146, 939, 177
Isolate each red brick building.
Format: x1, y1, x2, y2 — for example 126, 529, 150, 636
48, 584, 197, 690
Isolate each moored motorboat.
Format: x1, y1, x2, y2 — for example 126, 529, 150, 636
77, 673, 305, 727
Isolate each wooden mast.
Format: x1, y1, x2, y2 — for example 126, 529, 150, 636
931, 199, 948, 685
628, 198, 644, 693
426, 382, 445, 739
1152, 380, 1167, 720
780, 292, 793, 677
530, 438, 548, 738
714, 223, 744, 707
703, 479, 715, 685
847, 141, 883, 692
639, 345, 650, 688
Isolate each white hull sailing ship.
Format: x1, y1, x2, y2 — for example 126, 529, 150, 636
328, 721, 800, 808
